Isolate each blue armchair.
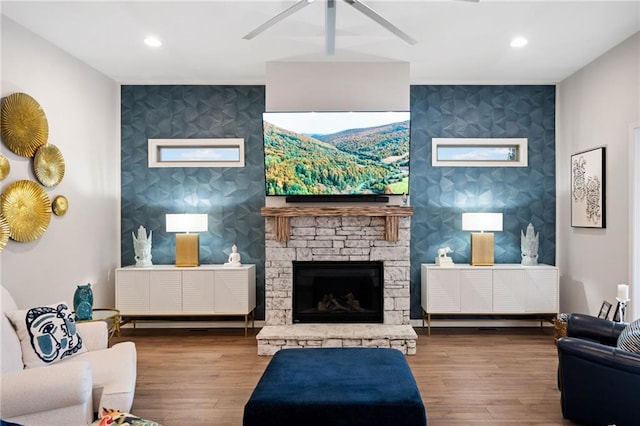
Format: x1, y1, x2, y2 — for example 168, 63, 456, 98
557, 313, 640, 426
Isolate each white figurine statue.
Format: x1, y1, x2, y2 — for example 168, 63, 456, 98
521, 223, 539, 265
435, 247, 454, 266
224, 244, 242, 267
132, 225, 153, 267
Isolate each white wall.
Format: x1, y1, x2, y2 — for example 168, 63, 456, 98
266, 62, 409, 112
1, 16, 119, 309
557, 32, 640, 317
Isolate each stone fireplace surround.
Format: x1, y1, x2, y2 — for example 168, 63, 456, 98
257, 206, 417, 355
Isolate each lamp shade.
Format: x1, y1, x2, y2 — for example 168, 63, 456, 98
166, 214, 208, 233
462, 212, 503, 232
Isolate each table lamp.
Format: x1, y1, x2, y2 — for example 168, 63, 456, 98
462, 212, 503, 266
166, 214, 208, 267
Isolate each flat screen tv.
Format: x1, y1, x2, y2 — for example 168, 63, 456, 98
263, 111, 410, 198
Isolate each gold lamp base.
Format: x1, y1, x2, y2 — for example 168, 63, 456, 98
175, 233, 200, 267
470, 232, 495, 266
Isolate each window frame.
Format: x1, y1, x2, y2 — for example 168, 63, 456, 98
148, 138, 245, 168
432, 138, 528, 167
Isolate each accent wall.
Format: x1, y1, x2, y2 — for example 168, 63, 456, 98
409, 85, 556, 318
120, 85, 267, 318
120, 84, 556, 321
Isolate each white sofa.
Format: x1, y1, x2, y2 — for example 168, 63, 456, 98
1, 286, 137, 426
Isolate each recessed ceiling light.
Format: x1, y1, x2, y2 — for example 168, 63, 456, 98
144, 36, 162, 47
510, 37, 528, 48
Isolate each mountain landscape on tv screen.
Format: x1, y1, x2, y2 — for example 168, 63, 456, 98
264, 120, 410, 195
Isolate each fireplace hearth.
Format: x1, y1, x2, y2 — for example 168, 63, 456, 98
293, 261, 383, 324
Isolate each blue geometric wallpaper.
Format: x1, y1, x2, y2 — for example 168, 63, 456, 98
120, 85, 267, 318
409, 85, 556, 318
120, 84, 555, 321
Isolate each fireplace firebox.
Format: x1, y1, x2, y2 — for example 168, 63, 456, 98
292, 261, 384, 324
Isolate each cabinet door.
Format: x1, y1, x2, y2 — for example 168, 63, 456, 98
525, 268, 559, 313
183, 270, 215, 313
116, 270, 150, 314
214, 270, 249, 314
460, 269, 493, 313
493, 270, 526, 312
149, 270, 182, 314
426, 269, 460, 313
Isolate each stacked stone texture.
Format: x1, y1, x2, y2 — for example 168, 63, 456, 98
264, 215, 411, 327
258, 216, 417, 355
257, 334, 417, 356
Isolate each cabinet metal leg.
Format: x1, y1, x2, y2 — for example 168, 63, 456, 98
421, 309, 431, 336
114, 315, 121, 336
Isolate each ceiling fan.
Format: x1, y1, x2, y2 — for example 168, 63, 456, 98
242, 0, 479, 55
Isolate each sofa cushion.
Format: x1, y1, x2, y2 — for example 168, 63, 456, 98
5, 301, 87, 368
617, 318, 640, 354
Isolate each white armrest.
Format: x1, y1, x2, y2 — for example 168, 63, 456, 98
74, 341, 137, 413
0, 362, 92, 419
77, 321, 108, 351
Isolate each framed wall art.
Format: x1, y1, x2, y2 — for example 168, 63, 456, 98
571, 147, 606, 228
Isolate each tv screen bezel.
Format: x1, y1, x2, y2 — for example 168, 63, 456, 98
262, 110, 411, 199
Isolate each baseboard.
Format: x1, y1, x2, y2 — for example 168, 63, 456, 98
121, 319, 551, 330
121, 320, 267, 329
408, 318, 554, 328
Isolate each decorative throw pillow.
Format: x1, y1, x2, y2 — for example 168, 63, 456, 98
617, 318, 640, 354
95, 407, 162, 426
5, 301, 86, 368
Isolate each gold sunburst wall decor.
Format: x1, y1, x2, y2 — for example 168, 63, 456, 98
34, 144, 65, 187
0, 154, 9, 180
1, 92, 49, 157
0, 215, 9, 252
52, 195, 68, 216
1, 180, 51, 242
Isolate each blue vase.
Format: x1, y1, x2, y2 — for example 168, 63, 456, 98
74, 283, 93, 320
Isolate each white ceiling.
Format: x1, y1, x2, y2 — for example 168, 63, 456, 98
2, 0, 639, 84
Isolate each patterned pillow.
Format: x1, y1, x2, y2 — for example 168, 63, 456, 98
617, 318, 640, 354
95, 407, 162, 426
5, 301, 86, 368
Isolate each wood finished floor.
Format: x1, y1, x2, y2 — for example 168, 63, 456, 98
112, 326, 578, 426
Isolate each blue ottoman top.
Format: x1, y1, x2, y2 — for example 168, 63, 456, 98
244, 347, 427, 426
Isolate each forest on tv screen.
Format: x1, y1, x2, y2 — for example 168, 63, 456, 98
264, 121, 410, 195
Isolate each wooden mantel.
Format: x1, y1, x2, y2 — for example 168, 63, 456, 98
261, 206, 414, 242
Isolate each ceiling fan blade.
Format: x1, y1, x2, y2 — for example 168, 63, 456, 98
326, 0, 336, 55
343, 0, 417, 46
243, 0, 314, 40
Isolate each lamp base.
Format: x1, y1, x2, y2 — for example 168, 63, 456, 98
175, 233, 199, 267
470, 232, 494, 266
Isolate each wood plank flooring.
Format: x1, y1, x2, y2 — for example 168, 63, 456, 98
112, 326, 577, 426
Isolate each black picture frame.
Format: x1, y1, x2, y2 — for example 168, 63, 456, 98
598, 300, 612, 319
571, 146, 606, 228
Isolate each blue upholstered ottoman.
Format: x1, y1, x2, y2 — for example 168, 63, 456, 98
243, 348, 427, 426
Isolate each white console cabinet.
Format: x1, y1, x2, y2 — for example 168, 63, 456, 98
116, 264, 256, 335
421, 264, 558, 334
